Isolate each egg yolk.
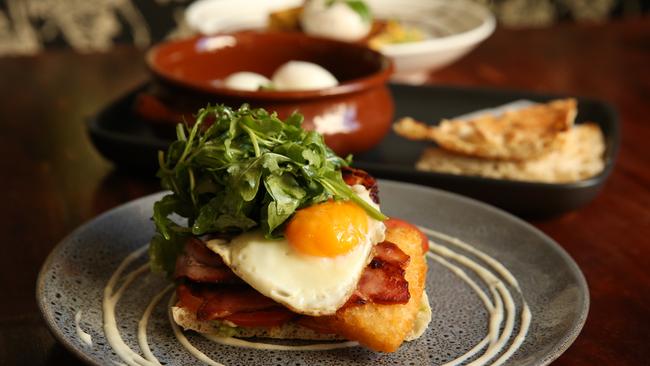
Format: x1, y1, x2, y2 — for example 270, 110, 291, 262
285, 200, 369, 257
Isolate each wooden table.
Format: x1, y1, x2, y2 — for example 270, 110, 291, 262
1, 18, 648, 365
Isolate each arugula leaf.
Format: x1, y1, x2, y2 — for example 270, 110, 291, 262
345, 0, 372, 23
263, 173, 306, 233
150, 104, 386, 274
152, 194, 192, 240
149, 232, 187, 275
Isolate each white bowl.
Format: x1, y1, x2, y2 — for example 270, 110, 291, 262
185, 0, 495, 84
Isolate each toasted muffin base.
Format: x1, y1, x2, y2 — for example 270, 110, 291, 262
171, 306, 342, 340
171, 292, 432, 345
416, 123, 605, 183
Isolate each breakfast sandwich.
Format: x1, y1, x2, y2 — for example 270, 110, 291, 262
149, 105, 430, 352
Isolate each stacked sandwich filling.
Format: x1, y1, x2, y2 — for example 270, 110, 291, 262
152, 105, 431, 351
173, 168, 412, 331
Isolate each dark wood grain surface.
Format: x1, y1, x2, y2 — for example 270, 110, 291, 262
1, 18, 648, 366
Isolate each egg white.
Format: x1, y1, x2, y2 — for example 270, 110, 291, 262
205, 185, 385, 316
271, 61, 338, 91
300, 0, 372, 42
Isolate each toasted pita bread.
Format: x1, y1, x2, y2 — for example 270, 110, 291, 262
415, 123, 605, 183
394, 99, 577, 161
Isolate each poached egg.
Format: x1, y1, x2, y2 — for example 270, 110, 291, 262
206, 185, 385, 316
271, 60, 338, 91
222, 71, 272, 91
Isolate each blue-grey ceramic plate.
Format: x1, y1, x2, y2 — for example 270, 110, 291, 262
37, 180, 589, 365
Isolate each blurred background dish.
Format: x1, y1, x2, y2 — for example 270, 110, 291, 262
88, 83, 619, 217
140, 31, 394, 156
185, 0, 495, 83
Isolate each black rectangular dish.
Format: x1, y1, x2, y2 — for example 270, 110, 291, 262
88, 83, 619, 217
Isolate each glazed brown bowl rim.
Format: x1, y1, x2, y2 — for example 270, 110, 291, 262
146, 31, 394, 101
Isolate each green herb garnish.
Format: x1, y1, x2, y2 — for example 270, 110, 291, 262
344, 0, 372, 23
150, 104, 386, 274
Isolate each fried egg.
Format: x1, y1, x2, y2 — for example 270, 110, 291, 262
206, 185, 385, 316
271, 61, 338, 91
300, 0, 372, 42
222, 71, 271, 91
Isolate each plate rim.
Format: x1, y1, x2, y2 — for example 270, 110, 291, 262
36, 180, 589, 366
35, 192, 156, 366
379, 179, 590, 366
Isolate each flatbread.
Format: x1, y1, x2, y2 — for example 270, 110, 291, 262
393, 99, 578, 161
415, 123, 605, 183
172, 306, 342, 340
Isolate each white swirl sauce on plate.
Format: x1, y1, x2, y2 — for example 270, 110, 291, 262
100, 226, 531, 366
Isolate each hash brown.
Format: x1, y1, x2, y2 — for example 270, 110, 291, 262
302, 222, 428, 352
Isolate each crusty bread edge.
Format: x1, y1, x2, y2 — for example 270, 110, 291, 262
171, 292, 432, 342
171, 306, 342, 340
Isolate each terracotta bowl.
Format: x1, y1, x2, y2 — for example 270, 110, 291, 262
140, 31, 394, 156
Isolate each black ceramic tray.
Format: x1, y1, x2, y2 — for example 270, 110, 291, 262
88, 83, 619, 217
